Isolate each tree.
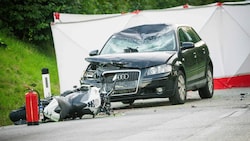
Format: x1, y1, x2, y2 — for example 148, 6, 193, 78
0, 0, 82, 46
0, 0, 244, 47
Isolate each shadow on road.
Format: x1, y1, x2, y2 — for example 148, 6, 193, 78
113, 96, 202, 110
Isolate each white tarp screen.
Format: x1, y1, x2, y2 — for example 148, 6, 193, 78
51, 2, 250, 92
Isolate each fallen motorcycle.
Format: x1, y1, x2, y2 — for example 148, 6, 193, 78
44, 73, 117, 121
9, 73, 117, 124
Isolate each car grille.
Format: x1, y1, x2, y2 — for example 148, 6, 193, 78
102, 70, 140, 96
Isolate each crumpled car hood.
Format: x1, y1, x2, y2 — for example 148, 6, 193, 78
85, 52, 175, 69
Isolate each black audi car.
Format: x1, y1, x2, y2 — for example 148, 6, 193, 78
81, 24, 214, 105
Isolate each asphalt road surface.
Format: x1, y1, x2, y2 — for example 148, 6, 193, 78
1, 88, 250, 141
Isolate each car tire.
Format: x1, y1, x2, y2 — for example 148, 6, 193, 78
169, 71, 186, 105
198, 65, 214, 98
9, 106, 26, 124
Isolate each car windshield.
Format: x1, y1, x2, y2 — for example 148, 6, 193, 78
100, 30, 176, 55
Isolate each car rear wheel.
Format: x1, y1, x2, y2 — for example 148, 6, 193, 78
169, 71, 186, 105
198, 65, 214, 98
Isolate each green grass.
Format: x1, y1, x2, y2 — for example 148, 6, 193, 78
0, 34, 60, 126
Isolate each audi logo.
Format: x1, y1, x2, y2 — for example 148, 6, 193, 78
117, 73, 129, 80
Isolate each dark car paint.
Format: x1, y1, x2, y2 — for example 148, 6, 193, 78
82, 24, 213, 102
85, 52, 175, 69
111, 73, 177, 102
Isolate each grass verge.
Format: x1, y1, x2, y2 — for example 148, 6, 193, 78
0, 33, 60, 126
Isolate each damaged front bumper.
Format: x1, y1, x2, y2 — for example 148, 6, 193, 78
82, 69, 177, 102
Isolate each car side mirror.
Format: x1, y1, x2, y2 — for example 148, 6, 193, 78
181, 42, 194, 50
89, 50, 99, 56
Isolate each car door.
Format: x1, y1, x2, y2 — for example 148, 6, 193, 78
178, 27, 199, 85
185, 27, 207, 80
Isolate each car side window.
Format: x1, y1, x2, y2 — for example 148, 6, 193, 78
179, 27, 201, 43
186, 27, 201, 43
178, 28, 190, 43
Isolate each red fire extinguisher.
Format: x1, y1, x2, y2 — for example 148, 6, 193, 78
25, 84, 40, 125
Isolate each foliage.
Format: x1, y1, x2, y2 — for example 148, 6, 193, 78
0, 33, 60, 126
80, 0, 181, 14
0, 0, 244, 46
0, 0, 82, 46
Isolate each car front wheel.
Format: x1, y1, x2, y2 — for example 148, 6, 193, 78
198, 65, 214, 98
169, 71, 186, 105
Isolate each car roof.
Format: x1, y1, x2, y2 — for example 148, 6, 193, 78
114, 24, 180, 40
116, 24, 191, 36
121, 24, 171, 34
